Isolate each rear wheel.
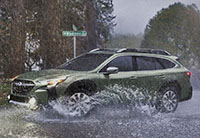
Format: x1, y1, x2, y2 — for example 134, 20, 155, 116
156, 86, 179, 113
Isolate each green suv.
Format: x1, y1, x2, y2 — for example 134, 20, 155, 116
8, 48, 192, 114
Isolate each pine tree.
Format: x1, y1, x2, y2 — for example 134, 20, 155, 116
142, 2, 200, 68
0, 0, 116, 75
0, 0, 26, 78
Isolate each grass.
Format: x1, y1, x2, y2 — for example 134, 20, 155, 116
0, 83, 10, 105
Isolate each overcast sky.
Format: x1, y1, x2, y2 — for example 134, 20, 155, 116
113, 0, 200, 34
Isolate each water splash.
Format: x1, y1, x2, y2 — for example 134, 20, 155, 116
48, 94, 97, 117
38, 84, 158, 120
94, 84, 157, 106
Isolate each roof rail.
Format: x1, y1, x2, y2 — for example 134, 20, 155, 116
117, 48, 127, 53
117, 48, 170, 56
89, 48, 170, 56
89, 48, 120, 53
89, 48, 100, 53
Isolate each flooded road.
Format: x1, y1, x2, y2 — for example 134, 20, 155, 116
0, 90, 200, 138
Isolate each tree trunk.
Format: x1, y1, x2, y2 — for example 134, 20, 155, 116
39, 0, 65, 69
85, 0, 97, 51
7, 0, 26, 77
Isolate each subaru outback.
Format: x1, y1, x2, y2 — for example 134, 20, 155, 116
8, 48, 192, 114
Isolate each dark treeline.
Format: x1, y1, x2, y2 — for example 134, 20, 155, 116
142, 3, 200, 69
141, 2, 200, 88
0, 0, 116, 78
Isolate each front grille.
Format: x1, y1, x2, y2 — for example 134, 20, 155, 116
12, 80, 35, 95
10, 95, 28, 103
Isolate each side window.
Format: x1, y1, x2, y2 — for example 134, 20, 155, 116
154, 58, 165, 70
136, 57, 155, 71
101, 56, 134, 72
157, 58, 175, 69
136, 56, 175, 71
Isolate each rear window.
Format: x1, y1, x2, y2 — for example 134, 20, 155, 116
157, 58, 176, 69
136, 56, 175, 71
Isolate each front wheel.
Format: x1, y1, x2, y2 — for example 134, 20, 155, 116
156, 86, 179, 113
68, 93, 94, 116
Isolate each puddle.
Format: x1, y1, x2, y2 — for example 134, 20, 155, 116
0, 90, 200, 138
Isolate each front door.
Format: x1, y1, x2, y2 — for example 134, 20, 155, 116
97, 56, 137, 91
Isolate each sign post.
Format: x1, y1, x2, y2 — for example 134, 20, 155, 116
73, 24, 77, 58
73, 36, 76, 58
62, 25, 87, 58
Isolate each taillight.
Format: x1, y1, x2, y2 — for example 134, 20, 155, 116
186, 72, 191, 77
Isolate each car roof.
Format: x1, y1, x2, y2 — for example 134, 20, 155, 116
89, 48, 171, 56
89, 48, 180, 63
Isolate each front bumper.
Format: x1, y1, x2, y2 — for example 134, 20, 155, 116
8, 94, 38, 110
8, 86, 54, 109
9, 100, 30, 107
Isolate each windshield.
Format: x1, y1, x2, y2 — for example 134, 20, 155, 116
57, 53, 112, 71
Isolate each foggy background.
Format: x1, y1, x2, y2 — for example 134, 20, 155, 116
113, 0, 200, 34
1, 1, 200, 137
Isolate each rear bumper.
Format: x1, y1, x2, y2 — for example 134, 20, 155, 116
180, 86, 193, 102
188, 87, 193, 99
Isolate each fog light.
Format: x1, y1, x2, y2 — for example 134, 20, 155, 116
8, 95, 10, 100
29, 97, 36, 105
28, 97, 38, 110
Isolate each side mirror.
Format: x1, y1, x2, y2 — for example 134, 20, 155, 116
104, 67, 119, 75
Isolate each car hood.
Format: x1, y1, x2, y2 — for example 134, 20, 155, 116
16, 69, 76, 82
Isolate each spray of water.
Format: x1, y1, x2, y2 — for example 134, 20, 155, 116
94, 84, 156, 105
47, 84, 158, 118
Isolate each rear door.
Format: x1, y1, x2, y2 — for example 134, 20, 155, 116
133, 56, 176, 93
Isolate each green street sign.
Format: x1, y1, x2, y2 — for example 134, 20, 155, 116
62, 29, 87, 58
62, 31, 87, 37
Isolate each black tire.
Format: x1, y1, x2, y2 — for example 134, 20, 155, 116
67, 83, 96, 97
155, 85, 179, 113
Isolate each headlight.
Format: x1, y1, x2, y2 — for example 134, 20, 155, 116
10, 75, 18, 82
38, 77, 66, 87
47, 79, 65, 86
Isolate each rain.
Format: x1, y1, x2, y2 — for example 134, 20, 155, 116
0, 0, 200, 138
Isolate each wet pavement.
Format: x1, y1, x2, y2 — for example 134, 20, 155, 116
0, 90, 200, 138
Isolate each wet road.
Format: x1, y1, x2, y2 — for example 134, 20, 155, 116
0, 90, 200, 138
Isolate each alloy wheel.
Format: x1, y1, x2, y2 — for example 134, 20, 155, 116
162, 90, 178, 112
68, 93, 94, 116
